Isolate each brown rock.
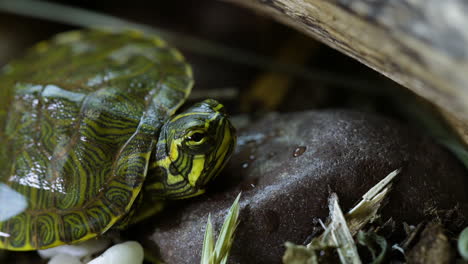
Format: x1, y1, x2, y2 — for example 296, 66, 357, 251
130, 110, 468, 264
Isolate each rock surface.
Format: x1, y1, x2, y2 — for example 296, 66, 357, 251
130, 110, 468, 264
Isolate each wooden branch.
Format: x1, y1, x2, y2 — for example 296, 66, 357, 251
224, 0, 468, 144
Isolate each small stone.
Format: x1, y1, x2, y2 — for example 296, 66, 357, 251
48, 254, 82, 264
458, 227, 468, 260
88, 241, 144, 264
38, 238, 110, 260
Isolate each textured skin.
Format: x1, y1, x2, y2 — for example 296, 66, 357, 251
0, 30, 193, 250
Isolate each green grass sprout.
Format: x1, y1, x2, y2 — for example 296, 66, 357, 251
201, 193, 241, 264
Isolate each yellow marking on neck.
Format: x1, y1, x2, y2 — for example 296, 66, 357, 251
157, 156, 172, 170
188, 155, 205, 186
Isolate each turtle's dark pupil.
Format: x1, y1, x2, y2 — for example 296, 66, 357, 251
189, 132, 205, 142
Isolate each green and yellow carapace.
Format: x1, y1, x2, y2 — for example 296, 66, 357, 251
0, 29, 236, 250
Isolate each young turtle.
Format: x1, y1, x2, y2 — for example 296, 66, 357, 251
0, 29, 236, 250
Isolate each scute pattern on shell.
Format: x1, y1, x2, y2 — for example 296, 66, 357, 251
0, 29, 193, 250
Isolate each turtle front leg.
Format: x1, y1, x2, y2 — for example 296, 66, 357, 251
126, 194, 166, 225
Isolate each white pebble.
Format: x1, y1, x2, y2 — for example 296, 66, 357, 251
38, 238, 111, 259
87, 241, 144, 264
48, 253, 82, 264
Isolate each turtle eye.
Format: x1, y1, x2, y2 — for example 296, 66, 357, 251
185, 130, 207, 145
188, 132, 205, 142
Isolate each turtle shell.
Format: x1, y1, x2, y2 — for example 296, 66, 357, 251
0, 29, 193, 250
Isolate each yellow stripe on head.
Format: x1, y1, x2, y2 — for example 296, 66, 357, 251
146, 99, 236, 200
187, 155, 205, 187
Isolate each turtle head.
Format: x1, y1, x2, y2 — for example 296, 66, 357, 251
146, 99, 236, 199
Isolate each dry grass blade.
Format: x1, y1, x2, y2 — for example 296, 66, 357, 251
283, 242, 318, 264
346, 169, 400, 235
200, 193, 241, 264
357, 230, 388, 264
283, 169, 400, 264
325, 193, 362, 264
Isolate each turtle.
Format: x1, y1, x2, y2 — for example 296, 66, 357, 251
0, 29, 236, 251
